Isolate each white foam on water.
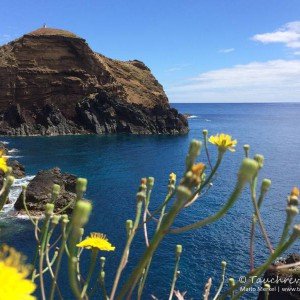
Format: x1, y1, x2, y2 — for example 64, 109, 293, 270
6, 155, 23, 159
187, 115, 198, 119
0, 141, 9, 145
8, 148, 19, 153
205, 119, 211, 122
2, 175, 35, 215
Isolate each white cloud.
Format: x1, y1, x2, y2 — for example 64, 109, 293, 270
252, 21, 300, 50
219, 48, 235, 53
166, 60, 300, 102
165, 64, 190, 73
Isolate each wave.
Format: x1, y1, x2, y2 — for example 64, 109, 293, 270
187, 115, 198, 119
0, 141, 9, 145
2, 175, 35, 215
8, 148, 19, 153
205, 119, 211, 122
6, 155, 23, 159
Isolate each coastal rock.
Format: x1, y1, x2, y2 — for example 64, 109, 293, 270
8, 160, 26, 178
76, 91, 188, 134
257, 253, 300, 300
14, 167, 77, 214
0, 27, 188, 135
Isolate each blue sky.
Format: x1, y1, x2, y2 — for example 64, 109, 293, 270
1, 0, 300, 103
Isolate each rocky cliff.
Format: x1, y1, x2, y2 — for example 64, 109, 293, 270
0, 27, 188, 135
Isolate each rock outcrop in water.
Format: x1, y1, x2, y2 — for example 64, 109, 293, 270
14, 167, 77, 214
0, 27, 188, 135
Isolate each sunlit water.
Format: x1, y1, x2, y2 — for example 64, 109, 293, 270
1, 103, 300, 299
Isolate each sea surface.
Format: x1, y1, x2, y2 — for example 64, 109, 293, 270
1, 103, 300, 299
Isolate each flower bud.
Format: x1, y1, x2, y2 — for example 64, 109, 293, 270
238, 158, 259, 181
286, 205, 299, 217
243, 144, 250, 151
261, 179, 271, 193
72, 200, 92, 227
176, 244, 182, 257
202, 129, 208, 137
62, 214, 69, 221
291, 187, 300, 197
100, 271, 105, 280
76, 178, 88, 194
254, 154, 264, 169
45, 203, 54, 216
6, 175, 14, 187
51, 215, 60, 225
221, 261, 227, 268
169, 173, 176, 183
228, 278, 235, 287
189, 139, 202, 157
52, 184, 60, 194
292, 224, 300, 237
22, 185, 27, 191
264, 283, 270, 289
147, 177, 155, 188
100, 256, 106, 264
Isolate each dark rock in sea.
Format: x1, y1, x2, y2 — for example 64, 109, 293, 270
14, 167, 77, 214
257, 253, 300, 300
8, 160, 26, 179
0, 27, 188, 136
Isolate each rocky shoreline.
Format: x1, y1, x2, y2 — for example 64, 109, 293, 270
0, 142, 79, 217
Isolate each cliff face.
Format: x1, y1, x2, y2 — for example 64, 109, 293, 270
0, 28, 188, 135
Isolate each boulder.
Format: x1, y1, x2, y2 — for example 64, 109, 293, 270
14, 167, 77, 214
257, 254, 300, 300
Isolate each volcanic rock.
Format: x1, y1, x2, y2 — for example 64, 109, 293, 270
14, 167, 78, 214
257, 254, 300, 300
0, 27, 188, 135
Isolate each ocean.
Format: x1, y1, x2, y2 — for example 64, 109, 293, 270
1, 103, 300, 299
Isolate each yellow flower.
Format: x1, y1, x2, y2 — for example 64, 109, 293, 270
0, 149, 8, 173
0, 245, 36, 300
208, 133, 237, 152
76, 232, 115, 251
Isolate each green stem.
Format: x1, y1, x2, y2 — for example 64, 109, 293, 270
168, 255, 181, 300
109, 200, 143, 299
116, 191, 188, 299
137, 193, 171, 299
38, 214, 51, 300
212, 263, 226, 300
204, 135, 213, 170
250, 179, 273, 253
81, 249, 99, 298
169, 179, 245, 234
200, 151, 223, 190
49, 222, 68, 300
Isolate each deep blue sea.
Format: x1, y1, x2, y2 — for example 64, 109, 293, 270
1, 103, 300, 299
